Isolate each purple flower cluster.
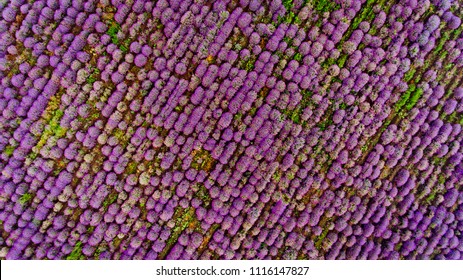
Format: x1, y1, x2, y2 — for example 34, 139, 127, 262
0, 0, 463, 260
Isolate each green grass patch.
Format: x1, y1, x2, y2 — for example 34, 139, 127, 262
280, 89, 315, 125
289, 109, 301, 124
314, 225, 331, 251
126, 161, 138, 174
434, 31, 451, 55
113, 128, 127, 143
283, 36, 293, 45
406, 87, 423, 110
395, 84, 423, 113
193, 184, 212, 207
321, 57, 336, 69
29, 108, 66, 160
403, 68, 416, 82
337, 54, 348, 68
317, 118, 333, 131
49, 109, 65, 136
159, 207, 199, 258
425, 191, 437, 205
249, 106, 257, 116
120, 38, 131, 53
19, 193, 33, 205
244, 56, 257, 72
379, 119, 391, 133
309, 0, 341, 13
106, 21, 121, 45
66, 241, 83, 260
277, 0, 300, 24
431, 156, 446, 166
445, 63, 454, 71
106, 20, 130, 52
86, 68, 100, 84
4, 145, 14, 156
395, 86, 413, 111
102, 192, 118, 210
283, 0, 293, 10
87, 226, 95, 234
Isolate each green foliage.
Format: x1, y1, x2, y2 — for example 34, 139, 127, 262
425, 190, 438, 205
286, 170, 296, 181
434, 31, 451, 55
283, 36, 293, 45
437, 174, 446, 185
280, 89, 314, 125
87, 226, 95, 234
332, 77, 342, 84
126, 161, 138, 174
193, 184, 211, 207
86, 68, 100, 84
395, 85, 414, 110
294, 53, 302, 61
282, 193, 291, 204
311, 0, 341, 13
106, 22, 121, 45
66, 241, 83, 260
19, 193, 33, 205
113, 128, 127, 143
301, 89, 314, 104
120, 43, 128, 53
317, 118, 333, 131
191, 149, 215, 171
314, 226, 331, 251
93, 247, 103, 259
431, 156, 446, 166
290, 109, 301, 124
4, 145, 14, 156
282, 0, 293, 10
102, 193, 118, 209
403, 68, 416, 82
321, 57, 336, 69
272, 170, 282, 182
234, 112, 243, 122
395, 85, 423, 113
106, 20, 130, 52
379, 119, 392, 133
277, 0, 301, 24
445, 63, 454, 71
406, 87, 423, 110
361, 144, 368, 152
244, 56, 256, 72
47, 109, 66, 138
277, 11, 300, 24
233, 43, 243, 51
160, 207, 199, 259
337, 54, 348, 68
249, 106, 257, 116
29, 108, 66, 160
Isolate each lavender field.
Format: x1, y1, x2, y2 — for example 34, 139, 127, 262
1, 0, 463, 260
